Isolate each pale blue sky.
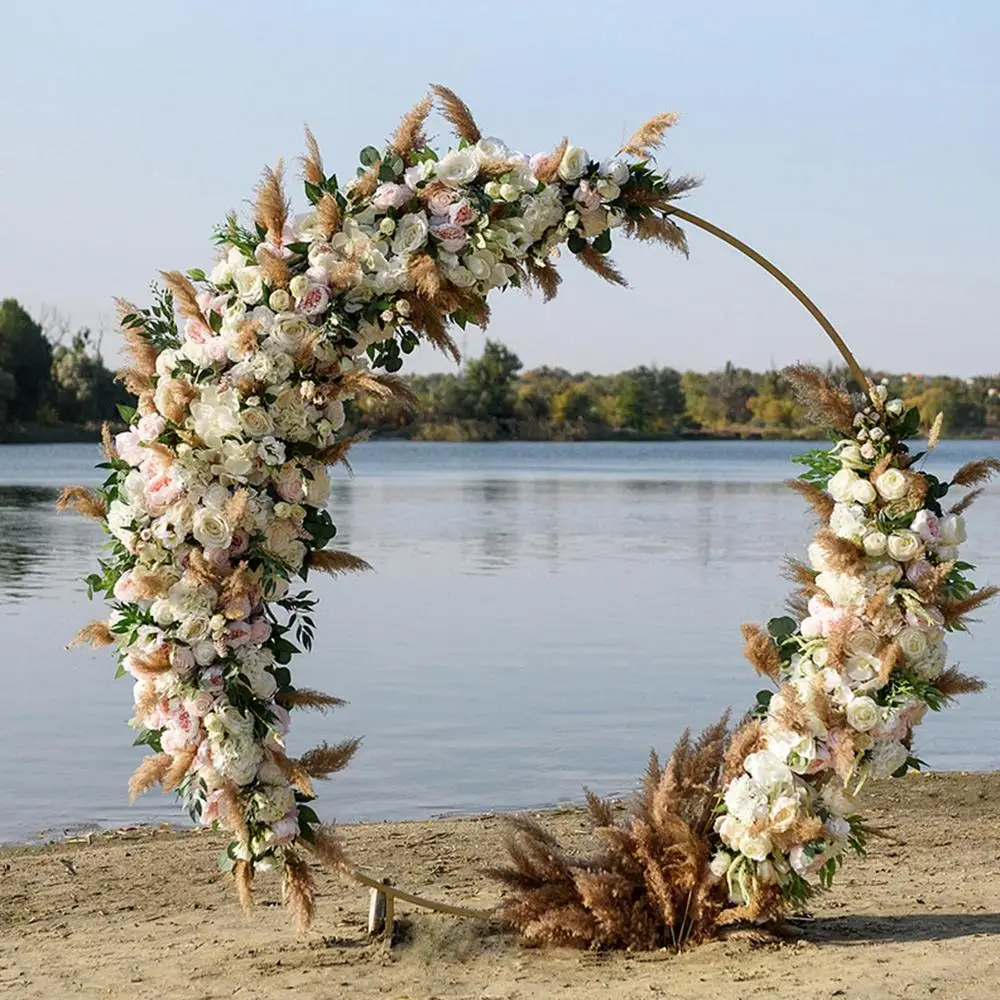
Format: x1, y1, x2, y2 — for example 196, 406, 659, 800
2, 1, 997, 376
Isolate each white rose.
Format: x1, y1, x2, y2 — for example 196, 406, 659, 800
558, 145, 589, 182
863, 531, 888, 556
768, 794, 800, 833
839, 445, 867, 469
595, 179, 620, 201
896, 627, 929, 661
234, 266, 264, 305
744, 750, 794, 789
193, 641, 217, 667
886, 398, 905, 417
392, 211, 429, 255
869, 426, 885, 442
875, 469, 908, 501
738, 831, 773, 862
268, 289, 291, 312
601, 157, 631, 185
860, 443, 877, 461
192, 508, 233, 549
709, 852, 733, 879
846, 696, 880, 732
851, 479, 877, 505
938, 514, 967, 546
288, 274, 310, 299
887, 531, 921, 562
910, 510, 941, 543
827, 468, 859, 503
435, 148, 480, 187
241, 407, 273, 438
847, 629, 880, 656
269, 312, 312, 354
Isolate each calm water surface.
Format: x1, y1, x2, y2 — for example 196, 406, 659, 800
1, 440, 998, 843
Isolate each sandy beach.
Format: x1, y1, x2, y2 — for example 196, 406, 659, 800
2, 772, 999, 1000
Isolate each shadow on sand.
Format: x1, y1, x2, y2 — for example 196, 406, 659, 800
797, 911, 1000, 944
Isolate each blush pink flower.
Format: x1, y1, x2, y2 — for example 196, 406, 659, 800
249, 618, 272, 644
427, 188, 457, 216
298, 284, 330, 316
429, 218, 468, 253
225, 620, 253, 649
268, 811, 299, 845
372, 182, 413, 211
448, 200, 477, 227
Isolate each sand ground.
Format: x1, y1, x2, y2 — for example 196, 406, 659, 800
2, 772, 1000, 1000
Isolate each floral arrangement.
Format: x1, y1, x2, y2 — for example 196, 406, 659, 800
491, 370, 997, 948
60, 87, 700, 932
713, 372, 997, 914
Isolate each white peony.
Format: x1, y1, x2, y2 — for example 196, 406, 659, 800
827, 468, 859, 503
863, 531, 888, 557
851, 479, 877, 505
744, 750, 794, 789
190, 386, 242, 451
830, 502, 868, 541
938, 514, 967, 546
723, 775, 768, 823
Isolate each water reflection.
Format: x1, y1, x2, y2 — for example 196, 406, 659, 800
0, 441, 998, 843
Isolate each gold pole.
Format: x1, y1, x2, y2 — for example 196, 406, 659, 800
350, 867, 494, 921
666, 207, 871, 395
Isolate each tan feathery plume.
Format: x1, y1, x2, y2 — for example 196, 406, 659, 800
534, 137, 568, 185
869, 452, 895, 484
301, 125, 324, 185
316, 192, 341, 236
100, 422, 118, 461
162, 746, 197, 792
282, 849, 316, 935
408, 253, 443, 302
619, 111, 680, 159
115, 297, 159, 376
224, 488, 250, 530
185, 548, 224, 588
56, 486, 107, 520
431, 84, 481, 144
337, 371, 420, 409
876, 641, 902, 688
258, 247, 290, 289
623, 213, 689, 255
233, 859, 254, 917
927, 411, 944, 450
815, 529, 866, 575
390, 93, 434, 155
783, 365, 856, 437
299, 738, 362, 779
933, 667, 987, 701
739, 623, 781, 680
783, 556, 817, 587
159, 271, 203, 323
349, 166, 380, 201
129, 647, 173, 675
785, 479, 836, 522
315, 435, 362, 469
940, 586, 1000, 629
404, 297, 461, 362
255, 161, 289, 245
114, 367, 153, 396
128, 753, 172, 800
308, 550, 372, 576
722, 719, 764, 783
154, 377, 197, 424
576, 244, 629, 287
305, 824, 349, 872
525, 258, 562, 302
950, 488, 984, 515
132, 683, 161, 724
67, 620, 115, 649
952, 458, 1000, 488
825, 614, 853, 669
269, 749, 315, 798
276, 688, 346, 712
220, 785, 250, 844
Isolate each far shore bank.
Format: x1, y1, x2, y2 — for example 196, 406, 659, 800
3, 771, 999, 999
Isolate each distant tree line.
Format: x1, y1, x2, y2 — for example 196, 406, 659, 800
357, 340, 1000, 441
0, 299, 127, 439
1, 299, 997, 441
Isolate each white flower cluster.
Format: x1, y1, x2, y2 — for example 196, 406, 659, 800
713, 385, 980, 904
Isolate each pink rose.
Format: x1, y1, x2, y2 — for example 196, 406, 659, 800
298, 283, 330, 316
905, 559, 933, 585
275, 463, 305, 502
229, 530, 250, 558
305, 265, 330, 285
372, 182, 413, 211
429, 217, 468, 253
529, 152, 548, 175
225, 620, 253, 649
184, 318, 212, 343
137, 413, 166, 441
911, 510, 941, 544
200, 788, 225, 824
249, 618, 272, 644
170, 645, 196, 674
269, 811, 300, 845
145, 473, 184, 517
115, 429, 145, 467
199, 664, 225, 691
114, 571, 142, 604
448, 200, 477, 227
427, 188, 458, 216
270, 704, 291, 736
184, 690, 216, 719
203, 545, 231, 570
574, 180, 602, 212
802, 744, 831, 775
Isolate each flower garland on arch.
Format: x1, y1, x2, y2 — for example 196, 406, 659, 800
60, 87, 700, 931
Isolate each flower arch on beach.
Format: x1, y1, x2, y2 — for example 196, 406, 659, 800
60, 86, 997, 941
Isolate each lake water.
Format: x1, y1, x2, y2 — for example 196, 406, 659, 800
1, 439, 998, 844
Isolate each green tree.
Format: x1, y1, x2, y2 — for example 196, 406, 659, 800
0, 299, 52, 421
462, 340, 523, 424
51, 327, 125, 424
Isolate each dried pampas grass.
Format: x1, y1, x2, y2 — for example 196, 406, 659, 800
159, 271, 203, 323
301, 125, 324, 185
576, 244, 629, 287
534, 138, 568, 185
785, 479, 836, 523
489, 716, 735, 951
431, 84, 481, 144
299, 739, 362, 779
255, 162, 289, 245
739, 623, 782, 680
275, 688, 346, 712
309, 549, 372, 576
56, 486, 107, 521
283, 849, 316, 934
619, 111, 680, 159
128, 753, 172, 800
390, 93, 433, 155
67, 620, 116, 649
952, 458, 1000, 488
783, 365, 857, 438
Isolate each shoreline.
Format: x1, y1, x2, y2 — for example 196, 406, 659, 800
3, 772, 1000, 999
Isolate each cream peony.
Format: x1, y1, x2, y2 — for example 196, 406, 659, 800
875, 469, 908, 501
887, 530, 922, 562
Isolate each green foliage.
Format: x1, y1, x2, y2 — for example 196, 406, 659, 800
793, 446, 842, 485
0, 299, 52, 421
